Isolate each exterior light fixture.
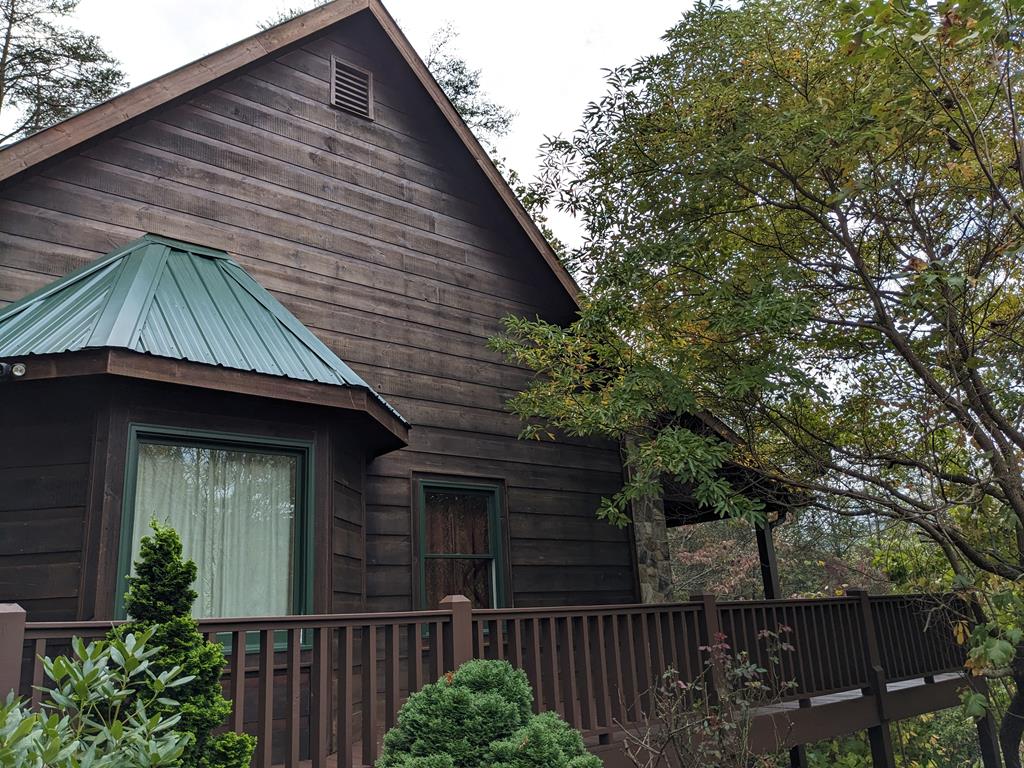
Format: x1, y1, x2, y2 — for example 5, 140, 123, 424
0, 362, 26, 379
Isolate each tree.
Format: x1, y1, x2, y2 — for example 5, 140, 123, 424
423, 24, 513, 152
490, 0, 1024, 761
113, 522, 255, 768
0, 0, 126, 144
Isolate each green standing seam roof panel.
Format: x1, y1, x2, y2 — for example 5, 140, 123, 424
0, 234, 406, 424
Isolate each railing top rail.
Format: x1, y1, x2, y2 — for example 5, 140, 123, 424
867, 593, 959, 603
471, 601, 703, 618
716, 596, 859, 609
25, 608, 453, 638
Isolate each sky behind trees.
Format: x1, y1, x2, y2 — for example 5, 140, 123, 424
66, 0, 685, 247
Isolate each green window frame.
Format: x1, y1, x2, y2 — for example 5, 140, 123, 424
414, 477, 507, 610
115, 423, 315, 620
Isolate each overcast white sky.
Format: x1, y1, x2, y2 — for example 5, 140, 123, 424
68, 0, 687, 246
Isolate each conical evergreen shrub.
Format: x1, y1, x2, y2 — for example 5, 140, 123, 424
112, 521, 256, 768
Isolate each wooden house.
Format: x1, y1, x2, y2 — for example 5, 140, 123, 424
0, 0, 640, 623
0, 6, 999, 767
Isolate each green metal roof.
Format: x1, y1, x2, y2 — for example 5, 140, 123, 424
0, 234, 405, 423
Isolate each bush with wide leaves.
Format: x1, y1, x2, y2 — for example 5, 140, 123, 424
0, 628, 192, 768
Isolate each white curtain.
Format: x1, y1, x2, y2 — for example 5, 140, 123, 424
129, 442, 297, 618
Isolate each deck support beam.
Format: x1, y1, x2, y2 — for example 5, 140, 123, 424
971, 678, 1003, 768
868, 723, 896, 768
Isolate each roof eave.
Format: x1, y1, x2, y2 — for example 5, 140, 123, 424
0, 348, 409, 453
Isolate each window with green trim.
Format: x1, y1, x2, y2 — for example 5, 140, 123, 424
117, 425, 314, 620
416, 478, 506, 609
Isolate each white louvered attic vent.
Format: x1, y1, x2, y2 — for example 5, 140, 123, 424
331, 57, 374, 120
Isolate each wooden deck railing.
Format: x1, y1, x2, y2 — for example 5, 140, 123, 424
4, 592, 968, 768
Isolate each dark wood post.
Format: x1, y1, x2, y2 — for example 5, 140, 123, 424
755, 520, 782, 600
695, 593, 723, 702
969, 676, 1003, 768
849, 589, 895, 768
0, 604, 26, 699
440, 595, 473, 669
754, 526, 809, 768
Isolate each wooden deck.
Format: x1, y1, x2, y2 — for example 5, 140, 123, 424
10, 593, 990, 768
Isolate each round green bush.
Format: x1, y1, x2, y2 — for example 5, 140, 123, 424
376, 659, 602, 768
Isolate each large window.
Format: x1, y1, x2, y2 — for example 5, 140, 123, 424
116, 426, 313, 619
415, 478, 507, 609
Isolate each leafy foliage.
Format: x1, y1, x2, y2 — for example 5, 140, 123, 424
376, 659, 601, 768
0, 0, 126, 144
0, 628, 192, 767
672, 513, 889, 600
623, 627, 796, 768
491, 0, 1024, 759
423, 24, 513, 151
113, 522, 254, 768
806, 709, 983, 768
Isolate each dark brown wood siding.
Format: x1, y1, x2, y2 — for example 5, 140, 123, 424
0, 380, 94, 619
0, 12, 637, 611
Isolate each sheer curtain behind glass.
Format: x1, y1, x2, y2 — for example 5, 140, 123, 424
129, 442, 298, 618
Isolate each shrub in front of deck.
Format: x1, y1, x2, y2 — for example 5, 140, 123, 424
0, 628, 192, 767
111, 521, 255, 768
376, 659, 602, 768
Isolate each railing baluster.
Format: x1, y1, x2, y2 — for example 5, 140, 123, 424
493, 619, 505, 661
286, 628, 300, 768
557, 616, 580, 727
408, 623, 423, 696
474, 618, 486, 659
361, 625, 378, 766
385, 624, 399, 731
337, 626, 353, 768
528, 618, 543, 714
430, 621, 444, 682
311, 626, 329, 768
638, 611, 653, 714
508, 618, 522, 669
230, 631, 245, 734
30, 638, 46, 710
257, 629, 273, 768
543, 617, 562, 717
610, 614, 626, 720
577, 615, 596, 733
595, 614, 612, 729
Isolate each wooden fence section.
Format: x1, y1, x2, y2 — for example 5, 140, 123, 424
7, 592, 968, 768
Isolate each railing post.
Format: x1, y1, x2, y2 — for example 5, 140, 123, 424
695, 593, 723, 703
849, 589, 895, 768
440, 595, 473, 669
0, 604, 26, 699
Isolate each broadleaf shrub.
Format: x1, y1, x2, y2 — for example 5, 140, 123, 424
376, 659, 601, 768
0, 628, 192, 767
111, 521, 255, 768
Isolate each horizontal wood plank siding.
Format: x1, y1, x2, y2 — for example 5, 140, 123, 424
0, 12, 636, 613
0, 384, 93, 619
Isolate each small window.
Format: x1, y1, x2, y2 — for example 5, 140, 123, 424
415, 478, 507, 610
331, 57, 373, 120
116, 425, 313, 619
